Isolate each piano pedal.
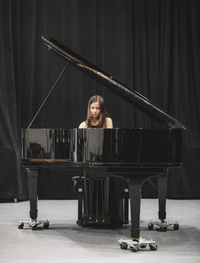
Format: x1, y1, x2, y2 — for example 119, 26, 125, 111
119, 237, 157, 252
148, 220, 179, 231
18, 219, 49, 230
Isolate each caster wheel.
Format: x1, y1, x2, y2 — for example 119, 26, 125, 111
139, 244, 147, 249
43, 222, 49, 229
174, 223, 179, 230
120, 243, 127, 249
18, 223, 24, 229
149, 244, 157, 251
31, 225, 38, 230
131, 246, 138, 252
160, 226, 167, 232
148, 223, 154, 230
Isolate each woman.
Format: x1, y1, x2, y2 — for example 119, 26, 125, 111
77, 95, 123, 227
79, 95, 113, 128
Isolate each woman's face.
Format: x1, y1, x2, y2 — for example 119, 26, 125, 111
90, 102, 101, 119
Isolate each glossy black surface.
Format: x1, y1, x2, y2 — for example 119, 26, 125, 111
70, 128, 182, 163
22, 128, 182, 164
41, 36, 186, 130
22, 128, 70, 159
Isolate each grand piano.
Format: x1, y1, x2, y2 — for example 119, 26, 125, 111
19, 36, 186, 251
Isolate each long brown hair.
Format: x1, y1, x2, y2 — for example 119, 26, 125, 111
86, 95, 108, 128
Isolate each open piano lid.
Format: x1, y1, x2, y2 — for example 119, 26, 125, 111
41, 36, 186, 130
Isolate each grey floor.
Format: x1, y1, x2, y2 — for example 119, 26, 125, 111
0, 199, 200, 263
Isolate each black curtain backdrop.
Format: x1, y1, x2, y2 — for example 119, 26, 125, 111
0, 0, 200, 200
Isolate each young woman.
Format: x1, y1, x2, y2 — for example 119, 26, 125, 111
79, 95, 113, 128
78, 95, 124, 227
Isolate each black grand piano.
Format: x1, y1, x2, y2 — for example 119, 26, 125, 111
19, 36, 185, 251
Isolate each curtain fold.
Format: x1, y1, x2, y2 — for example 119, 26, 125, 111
0, 0, 19, 199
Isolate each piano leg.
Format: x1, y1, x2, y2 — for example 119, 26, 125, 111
18, 167, 49, 230
147, 170, 179, 231
128, 179, 141, 240
118, 175, 157, 252
157, 170, 179, 231
26, 167, 38, 221
157, 171, 167, 223
147, 171, 168, 231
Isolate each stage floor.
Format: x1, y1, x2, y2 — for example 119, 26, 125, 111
0, 199, 200, 263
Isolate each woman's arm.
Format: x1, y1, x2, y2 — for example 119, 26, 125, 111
79, 121, 87, 128
106, 117, 113, 128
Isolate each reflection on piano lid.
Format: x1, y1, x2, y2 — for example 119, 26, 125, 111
22, 128, 183, 166
41, 36, 186, 130
70, 128, 183, 164
22, 128, 70, 160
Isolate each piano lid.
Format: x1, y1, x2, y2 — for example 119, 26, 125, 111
41, 36, 186, 130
